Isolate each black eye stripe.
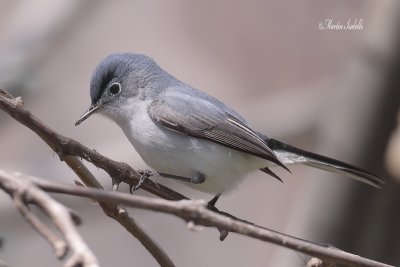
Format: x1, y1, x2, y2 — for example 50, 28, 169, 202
109, 82, 121, 95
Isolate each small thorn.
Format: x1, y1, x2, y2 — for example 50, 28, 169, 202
219, 229, 229, 241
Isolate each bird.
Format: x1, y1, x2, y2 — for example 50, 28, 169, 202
75, 52, 384, 206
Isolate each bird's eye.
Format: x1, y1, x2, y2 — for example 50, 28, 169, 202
109, 82, 121, 96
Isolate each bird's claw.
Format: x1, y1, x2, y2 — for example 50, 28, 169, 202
130, 170, 153, 193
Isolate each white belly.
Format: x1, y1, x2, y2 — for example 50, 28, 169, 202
116, 101, 268, 194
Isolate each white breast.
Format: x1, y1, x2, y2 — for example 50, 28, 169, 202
116, 100, 268, 194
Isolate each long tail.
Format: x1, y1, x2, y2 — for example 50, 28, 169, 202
266, 138, 384, 188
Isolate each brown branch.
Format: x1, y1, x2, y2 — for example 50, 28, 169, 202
22, 174, 391, 267
0, 89, 175, 267
0, 170, 99, 267
64, 156, 175, 267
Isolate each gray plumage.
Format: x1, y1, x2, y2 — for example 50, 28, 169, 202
76, 52, 384, 195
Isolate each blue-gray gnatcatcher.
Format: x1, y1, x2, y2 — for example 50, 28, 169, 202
75, 53, 384, 204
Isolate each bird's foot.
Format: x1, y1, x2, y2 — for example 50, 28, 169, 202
206, 193, 221, 211
130, 170, 154, 193
205, 193, 229, 240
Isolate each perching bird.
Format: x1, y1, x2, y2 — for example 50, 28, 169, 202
76, 53, 384, 205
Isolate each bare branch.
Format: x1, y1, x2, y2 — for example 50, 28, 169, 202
0, 170, 99, 267
0, 88, 176, 267
26, 175, 392, 267
63, 156, 175, 267
13, 192, 68, 259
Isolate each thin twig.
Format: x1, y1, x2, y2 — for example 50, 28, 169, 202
0, 170, 99, 267
13, 193, 68, 259
64, 155, 175, 267
24, 174, 392, 267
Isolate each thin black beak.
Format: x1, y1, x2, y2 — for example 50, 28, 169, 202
75, 104, 100, 126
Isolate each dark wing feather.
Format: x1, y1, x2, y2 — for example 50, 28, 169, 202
147, 89, 288, 171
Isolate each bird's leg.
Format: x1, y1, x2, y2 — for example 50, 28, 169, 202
131, 171, 207, 193
130, 170, 154, 193
207, 193, 221, 210
205, 193, 229, 240
157, 172, 206, 184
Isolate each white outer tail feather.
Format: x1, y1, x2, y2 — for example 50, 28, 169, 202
268, 138, 384, 188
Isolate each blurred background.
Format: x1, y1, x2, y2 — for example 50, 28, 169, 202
1, 0, 400, 266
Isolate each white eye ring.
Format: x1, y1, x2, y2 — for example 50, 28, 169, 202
109, 82, 121, 96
